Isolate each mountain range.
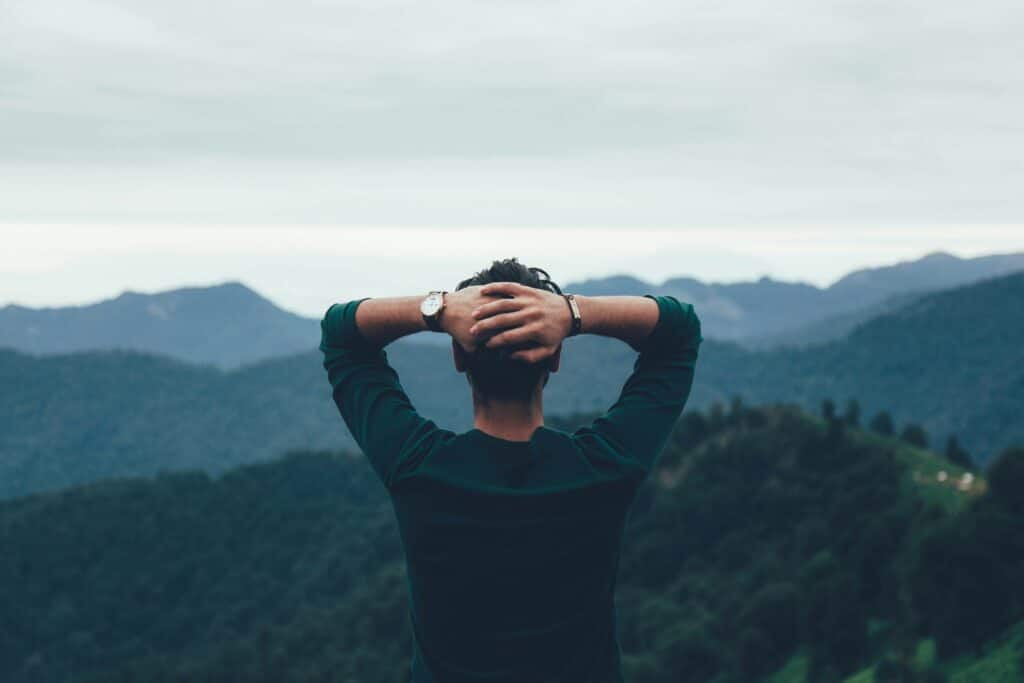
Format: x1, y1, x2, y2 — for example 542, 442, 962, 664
572, 250, 1024, 345
2, 268, 1023, 499
2, 251, 1022, 368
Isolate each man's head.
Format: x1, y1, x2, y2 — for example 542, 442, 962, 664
453, 257, 563, 401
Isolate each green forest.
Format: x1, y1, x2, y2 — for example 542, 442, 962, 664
2, 401, 1022, 682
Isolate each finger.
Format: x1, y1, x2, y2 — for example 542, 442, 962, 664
510, 347, 553, 363
479, 281, 534, 298
470, 310, 530, 336
485, 324, 539, 348
472, 297, 524, 320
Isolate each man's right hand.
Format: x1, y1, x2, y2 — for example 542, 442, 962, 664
468, 282, 573, 363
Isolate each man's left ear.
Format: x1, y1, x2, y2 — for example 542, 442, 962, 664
452, 338, 468, 373
548, 343, 562, 373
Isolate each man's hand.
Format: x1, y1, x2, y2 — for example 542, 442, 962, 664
465, 282, 572, 363
442, 285, 494, 353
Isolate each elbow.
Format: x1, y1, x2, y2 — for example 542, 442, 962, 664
685, 305, 703, 346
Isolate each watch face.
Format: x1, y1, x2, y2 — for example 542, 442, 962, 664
421, 294, 442, 316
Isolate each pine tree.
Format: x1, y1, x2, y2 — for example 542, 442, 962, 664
869, 411, 894, 436
944, 435, 974, 470
709, 401, 726, 432
821, 399, 836, 422
729, 395, 746, 424
987, 447, 1024, 514
900, 424, 929, 449
843, 399, 861, 428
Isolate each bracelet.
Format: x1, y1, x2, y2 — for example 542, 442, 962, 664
563, 293, 582, 337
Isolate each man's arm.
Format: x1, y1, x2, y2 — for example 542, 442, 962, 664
574, 294, 702, 474
350, 296, 429, 347
351, 288, 492, 350
472, 284, 701, 475
319, 288, 495, 487
573, 295, 661, 350
320, 298, 441, 487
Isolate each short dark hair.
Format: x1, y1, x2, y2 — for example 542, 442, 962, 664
455, 257, 564, 400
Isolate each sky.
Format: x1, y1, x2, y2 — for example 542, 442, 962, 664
2, 0, 1022, 314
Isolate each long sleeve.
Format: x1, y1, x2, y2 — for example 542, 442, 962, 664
573, 294, 702, 476
319, 299, 449, 488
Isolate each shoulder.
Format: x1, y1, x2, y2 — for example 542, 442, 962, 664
388, 425, 459, 484
566, 425, 648, 482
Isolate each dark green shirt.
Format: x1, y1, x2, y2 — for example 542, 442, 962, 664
320, 295, 702, 683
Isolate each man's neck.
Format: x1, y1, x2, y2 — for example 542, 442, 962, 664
471, 390, 544, 442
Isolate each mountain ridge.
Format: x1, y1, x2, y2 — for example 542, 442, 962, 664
2, 251, 1023, 367
0, 280, 319, 369
570, 250, 1024, 344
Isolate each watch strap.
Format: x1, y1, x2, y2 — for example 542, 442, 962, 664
563, 293, 582, 337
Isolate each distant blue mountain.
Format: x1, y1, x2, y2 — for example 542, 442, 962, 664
0, 281, 319, 369
568, 250, 1024, 345
1, 251, 1022, 370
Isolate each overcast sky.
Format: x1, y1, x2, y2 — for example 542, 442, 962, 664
2, 0, 1022, 312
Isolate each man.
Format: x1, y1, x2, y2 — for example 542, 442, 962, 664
320, 257, 702, 682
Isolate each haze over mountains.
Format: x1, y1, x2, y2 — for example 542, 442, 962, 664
3, 251, 1023, 368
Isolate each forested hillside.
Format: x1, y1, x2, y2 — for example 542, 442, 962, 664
0, 342, 461, 499
711, 271, 1024, 464
0, 334, 653, 499
2, 403, 1022, 683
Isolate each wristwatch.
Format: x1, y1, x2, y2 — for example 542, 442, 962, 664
420, 290, 447, 331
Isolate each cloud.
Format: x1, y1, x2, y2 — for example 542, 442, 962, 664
1, 0, 1022, 224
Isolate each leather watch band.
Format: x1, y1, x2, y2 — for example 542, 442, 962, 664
563, 293, 582, 337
